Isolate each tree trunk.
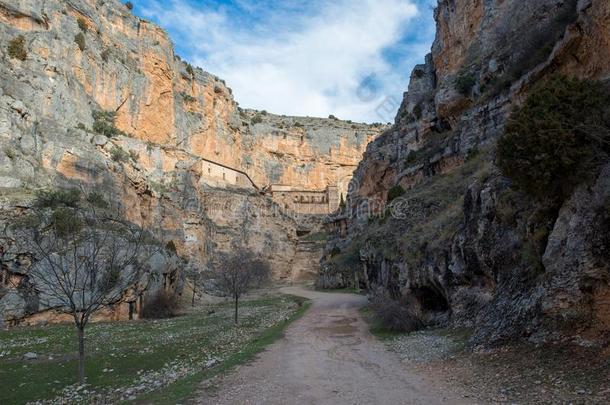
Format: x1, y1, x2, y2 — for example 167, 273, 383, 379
234, 295, 239, 325
192, 286, 196, 307
77, 326, 86, 384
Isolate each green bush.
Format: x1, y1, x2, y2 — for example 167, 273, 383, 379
52, 207, 83, 238
497, 75, 610, 201
252, 114, 264, 124
330, 246, 341, 257
125, 1, 134, 11
110, 146, 130, 163
35, 189, 82, 209
387, 185, 406, 202
454, 72, 476, 96
182, 93, 196, 103
3, 147, 15, 160
74, 33, 86, 51
413, 104, 422, 120
165, 240, 177, 254
8, 35, 27, 61
92, 111, 126, 137
185, 63, 194, 76
77, 18, 88, 32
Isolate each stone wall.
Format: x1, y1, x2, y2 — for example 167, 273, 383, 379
269, 185, 340, 215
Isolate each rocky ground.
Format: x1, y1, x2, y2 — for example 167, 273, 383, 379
384, 329, 610, 404
0, 292, 307, 404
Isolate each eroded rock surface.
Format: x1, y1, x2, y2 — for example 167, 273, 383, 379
319, 0, 610, 346
0, 0, 382, 325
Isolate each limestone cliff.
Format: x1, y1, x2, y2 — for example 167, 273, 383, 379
319, 0, 610, 346
0, 0, 382, 325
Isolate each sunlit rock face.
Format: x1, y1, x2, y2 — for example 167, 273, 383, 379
319, 0, 610, 346
0, 0, 384, 325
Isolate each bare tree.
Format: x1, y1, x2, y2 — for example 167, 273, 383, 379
5, 188, 158, 384
182, 261, 201, 308
210, 249, 271, 325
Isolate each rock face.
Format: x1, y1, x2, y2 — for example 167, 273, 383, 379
319, 0, 610, 346
0, 0, 382, 325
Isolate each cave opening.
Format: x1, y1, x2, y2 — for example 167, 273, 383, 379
411, 286, 450, 312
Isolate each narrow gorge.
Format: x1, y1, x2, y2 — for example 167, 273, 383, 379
0, 0, 609, 403
0, 0, 383, 325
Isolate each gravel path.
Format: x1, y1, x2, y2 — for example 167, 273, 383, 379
195, 287, 467, 405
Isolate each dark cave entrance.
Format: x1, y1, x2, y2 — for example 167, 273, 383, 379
411, 286, 450, 312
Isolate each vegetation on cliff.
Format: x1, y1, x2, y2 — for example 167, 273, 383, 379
498, 75, 610, 201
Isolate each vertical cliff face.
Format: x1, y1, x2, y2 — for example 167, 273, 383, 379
320, 0, 610, 346
0, 0, 381, 191
0, 0, 383, 325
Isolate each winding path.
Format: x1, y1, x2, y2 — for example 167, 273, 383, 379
196, 287, 466, 405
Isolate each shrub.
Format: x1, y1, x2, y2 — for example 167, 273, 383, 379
185, 63, 194, 76
252, 114, 263, 124
3, 147, 15, 160
34, 189, 81, 209
454, 72, 476, 96
405, 150, 419, 165
328, 115, 338, 120
141, 292, 180, 319
413, 104, 422, 120
77, 18, 88, 32
110, 146, 129, 163
370, 291, 423, 332
101, 48, 110, 62
125, 2, 134, 11
74, 33, 86, 51
51, 207, 83, 238
330, 246, 341, 257
8, 35, 27, 61
387, 185, 406, 202
165, 240, 177, 254
497, 75, 610, 201
181, 93, 196, 103
92, 111, 126, 137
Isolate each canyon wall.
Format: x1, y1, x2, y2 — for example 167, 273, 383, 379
319, 0, 610, 346
0, 0, 381, 325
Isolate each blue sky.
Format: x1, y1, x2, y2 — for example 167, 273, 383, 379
133, 0, 437, 123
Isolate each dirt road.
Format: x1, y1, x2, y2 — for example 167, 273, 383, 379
196, 287, 468, 405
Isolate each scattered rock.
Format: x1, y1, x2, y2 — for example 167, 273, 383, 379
23, 352, 38, 361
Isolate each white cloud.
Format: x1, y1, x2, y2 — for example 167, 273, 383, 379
142, 0, 425, 122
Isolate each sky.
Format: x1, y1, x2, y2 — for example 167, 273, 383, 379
134, 0, 437, 123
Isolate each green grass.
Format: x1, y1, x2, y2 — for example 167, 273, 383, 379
0, 294, 310, 404
143, 295, 311, 404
